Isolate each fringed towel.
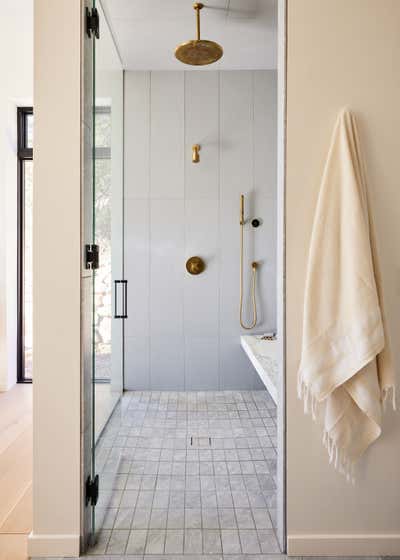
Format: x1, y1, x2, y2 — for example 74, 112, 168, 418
298, 109, 395, 480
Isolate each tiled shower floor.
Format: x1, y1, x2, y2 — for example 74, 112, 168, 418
91, 390, 279, 556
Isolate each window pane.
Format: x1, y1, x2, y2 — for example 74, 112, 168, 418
94, 157, 112, 381
26, 114, 33, 148
24, 160, 33, 379
95, 110, 111, 148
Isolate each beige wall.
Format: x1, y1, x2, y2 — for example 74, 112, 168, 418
28, 0, 82, 556
286, 0, 400, 555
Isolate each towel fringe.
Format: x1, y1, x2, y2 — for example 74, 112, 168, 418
298, 377, 318, 420
299, 376, 356, 482
322, 429, 355, 484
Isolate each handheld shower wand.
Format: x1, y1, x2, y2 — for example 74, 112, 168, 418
239, 194, 258, 330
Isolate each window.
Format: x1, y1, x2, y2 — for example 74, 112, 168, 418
17, 107, 33, 382
94, 106, 112, 381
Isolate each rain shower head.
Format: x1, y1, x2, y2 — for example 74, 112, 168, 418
175, 3, 223, 66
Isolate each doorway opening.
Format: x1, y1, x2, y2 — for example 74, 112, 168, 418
83, 0, 286, 555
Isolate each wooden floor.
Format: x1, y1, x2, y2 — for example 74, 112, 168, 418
0, 384, 32, 560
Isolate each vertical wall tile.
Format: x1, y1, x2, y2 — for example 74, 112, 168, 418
185, 71, 219, 200
150, 71, 184, 198
219, 71, 256, 341
185, 337, 219, 390
150, 199, 184, 336
254, 70, 278, 333
220, 71, 253, 200
254, 70, 277, 199
124, 335, 150, 390
125, 71, 150, 198
150, 335, 184, 390
184, 71, 220, 388
184, 199, 219, 337
220, 336, 258, 390
124, 198, 150, 338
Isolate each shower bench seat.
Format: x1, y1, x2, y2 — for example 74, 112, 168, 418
240, 335, 278, 404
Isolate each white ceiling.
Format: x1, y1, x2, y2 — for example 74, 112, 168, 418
101, 0, 277, 70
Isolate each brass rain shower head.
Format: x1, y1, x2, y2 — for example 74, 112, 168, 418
175, 3, 223, 66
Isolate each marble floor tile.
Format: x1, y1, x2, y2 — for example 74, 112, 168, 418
91, 390, 279, 557
106, 529, 129, 554
126, 530, 147, 555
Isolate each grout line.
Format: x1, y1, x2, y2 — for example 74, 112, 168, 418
148, 71, 152, 392
183, 71, 187, 392
217, 70, 222, 392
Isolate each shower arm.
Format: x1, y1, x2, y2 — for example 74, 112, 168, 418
194, 3, 202, 41
239, 194, 258, 330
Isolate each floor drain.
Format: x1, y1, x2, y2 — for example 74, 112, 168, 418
189, 436, 212, 447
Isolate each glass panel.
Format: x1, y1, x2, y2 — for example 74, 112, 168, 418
23, 160, 33, 380
26, 114, 33, 148
91, 0, 124, 538
93, 3, 124, 440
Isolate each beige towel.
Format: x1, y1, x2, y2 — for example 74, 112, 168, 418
298, 109, 395, 479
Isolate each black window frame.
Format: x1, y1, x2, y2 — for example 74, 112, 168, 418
17, 107, 33, 383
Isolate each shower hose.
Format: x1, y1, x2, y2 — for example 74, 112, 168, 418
239, 211, 258, 330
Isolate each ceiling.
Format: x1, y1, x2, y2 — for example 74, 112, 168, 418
101, 0, 277, 70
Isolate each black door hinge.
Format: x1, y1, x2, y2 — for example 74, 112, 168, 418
85, 474, 99, 507
85, 244, 99, 270
86, 7, 99, 39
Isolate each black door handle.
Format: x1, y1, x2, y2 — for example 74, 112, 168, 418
114, 280, 127, 319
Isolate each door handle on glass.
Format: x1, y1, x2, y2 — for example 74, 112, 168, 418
114, 280, 127, 319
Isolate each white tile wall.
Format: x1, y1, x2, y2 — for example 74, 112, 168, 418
150, 335, 185, 390
184, 336, 219, 390
150, 199, 184, 336
184, 199, 219, 337
124, 198, 150, 337
124, 70, 277, 390
220, 71, 254, 201
184, 72, 219, 200
150, 72, 184, 199
124, 72, 150, 198
124, 336, 149, 390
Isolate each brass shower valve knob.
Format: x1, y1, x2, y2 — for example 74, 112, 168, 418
186, 256, 205, 275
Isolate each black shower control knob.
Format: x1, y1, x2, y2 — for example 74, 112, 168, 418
251, 218, 261, 228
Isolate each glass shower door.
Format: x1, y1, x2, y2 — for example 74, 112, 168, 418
88, 0, 124, 540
